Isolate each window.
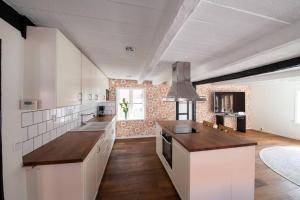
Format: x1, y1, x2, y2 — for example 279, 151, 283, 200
116, 88, 145, 120
176, 101, 193, 120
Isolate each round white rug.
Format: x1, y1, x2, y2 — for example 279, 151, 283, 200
260, 146, 300, 186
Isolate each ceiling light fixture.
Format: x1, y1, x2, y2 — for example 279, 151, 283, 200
125, 46, 135, 52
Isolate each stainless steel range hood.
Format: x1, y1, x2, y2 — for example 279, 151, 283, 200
163, 62, 206, 102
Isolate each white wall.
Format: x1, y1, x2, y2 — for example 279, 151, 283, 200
250, 80, 300, 140
0, 19, 28, 200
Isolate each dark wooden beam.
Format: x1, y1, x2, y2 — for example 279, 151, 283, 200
192, 56, 300, 85
0, 0, 35, 38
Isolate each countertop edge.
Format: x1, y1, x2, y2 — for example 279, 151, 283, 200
157, 120, 257, 152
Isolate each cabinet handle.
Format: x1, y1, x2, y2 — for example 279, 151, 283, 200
97, 146, 101, 153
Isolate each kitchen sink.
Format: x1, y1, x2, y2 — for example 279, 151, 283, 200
71, 122, 110, 132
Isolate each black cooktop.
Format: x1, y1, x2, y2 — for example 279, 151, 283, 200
166, 124, 198, 134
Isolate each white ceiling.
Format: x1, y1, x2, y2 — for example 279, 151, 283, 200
5, 0, 183, 79
5, 0, 300, 83
148, 0, 300, 83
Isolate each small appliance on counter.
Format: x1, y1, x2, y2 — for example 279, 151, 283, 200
97, 106, 105, 116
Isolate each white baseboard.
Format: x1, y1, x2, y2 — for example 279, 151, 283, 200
116, 135, 156, 139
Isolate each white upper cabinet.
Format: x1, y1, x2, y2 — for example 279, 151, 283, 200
81, 54, 94, 104
56, 31, 82, 107
24, 26, 82, 109
81, 53, 108, 104
24, 26, 109, 109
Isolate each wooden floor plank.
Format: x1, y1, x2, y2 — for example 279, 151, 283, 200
97, 130, 300, 200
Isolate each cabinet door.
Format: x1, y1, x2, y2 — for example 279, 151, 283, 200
96, 140, 105, 187
81, 54, 94, 104
172, 140, 189, 200
84, 148, 97, 200
91, 65, 100, 102
56, 31, 82, 107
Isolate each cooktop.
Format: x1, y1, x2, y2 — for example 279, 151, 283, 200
166, 124, 198, 134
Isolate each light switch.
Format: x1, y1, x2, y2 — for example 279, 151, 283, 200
20, 100, 38, 110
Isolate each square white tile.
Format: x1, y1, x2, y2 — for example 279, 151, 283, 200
28, 124, 38, 139
20, 127, 28, 142
50, 129, 57, 140
42, 132, 51, 145
33, 135, 43, 150
33, 111, 43, 124
23, 139, 33, 155
22, 112, 33, 127
38, 122, 47, 134
47, 120, 54, 131
43, 110, 50, 121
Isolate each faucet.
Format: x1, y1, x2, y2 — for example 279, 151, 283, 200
80, 113, 96, 126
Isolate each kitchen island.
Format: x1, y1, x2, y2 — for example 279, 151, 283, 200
156, 120, 257, 200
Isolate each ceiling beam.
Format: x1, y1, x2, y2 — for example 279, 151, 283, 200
0, 1, 35, 38
138, 0, 201, 82
192, 56, 300, 85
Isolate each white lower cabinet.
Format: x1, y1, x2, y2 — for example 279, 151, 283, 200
26, 120, 116, 200
172, 140, 189, 200
155, 123, 255, 200
84, 147, 98, 200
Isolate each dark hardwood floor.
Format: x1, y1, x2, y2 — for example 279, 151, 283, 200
97, 131, 300, 200
97, 138, 180, 200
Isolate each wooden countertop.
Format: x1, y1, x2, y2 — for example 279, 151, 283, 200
88, 115, 115, 122
157, 120, 257, 152
23, 131, 104, 166
23, 115, 115, 166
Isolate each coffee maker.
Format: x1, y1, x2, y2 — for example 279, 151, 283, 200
97, 106, 105, 116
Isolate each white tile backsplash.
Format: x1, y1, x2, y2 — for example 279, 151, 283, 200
53, 118, 59, 129
20, 127, 28, 143
23, 139, 33, 155
33, 135, 43, 150
33, 111, 43, 124
42, 110, 50, 121
50, 129, 57, 141
28, 124, 38, 139
21, 102, 100, 156
46, 120, 54, 131
56, 108, 62, 117
38, 122, 47, 134
22, 112, 33, 127
42, 132, 51, 145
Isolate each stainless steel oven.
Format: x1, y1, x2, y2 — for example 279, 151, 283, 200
162, 131, 172, 168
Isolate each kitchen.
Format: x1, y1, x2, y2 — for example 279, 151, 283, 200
1, 0, 300, 200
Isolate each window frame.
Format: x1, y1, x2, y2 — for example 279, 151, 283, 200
116, 87, 146, 121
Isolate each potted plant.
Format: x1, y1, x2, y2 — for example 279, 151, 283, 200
120, 98, 129, 120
